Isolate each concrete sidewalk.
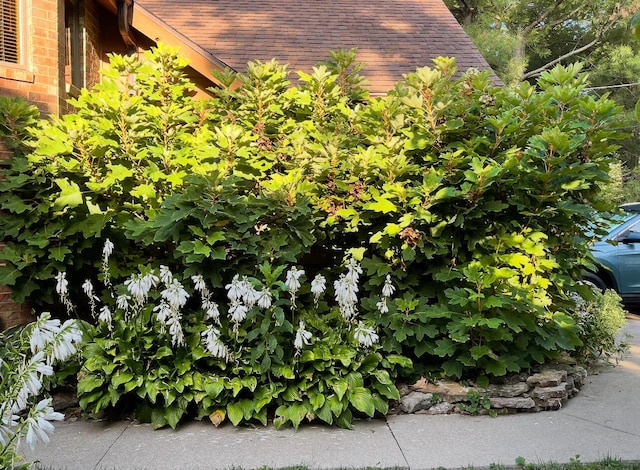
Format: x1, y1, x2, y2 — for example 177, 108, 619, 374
22, 316, 640, 470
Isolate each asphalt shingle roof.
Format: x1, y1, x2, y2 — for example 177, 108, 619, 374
137, 0, 495, 95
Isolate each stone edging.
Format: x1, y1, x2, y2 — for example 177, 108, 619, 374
396, 363, 588, 415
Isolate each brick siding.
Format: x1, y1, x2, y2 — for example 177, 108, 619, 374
0, 0, 64, 328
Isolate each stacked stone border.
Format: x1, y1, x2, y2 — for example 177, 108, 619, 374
397, 364, 588, 415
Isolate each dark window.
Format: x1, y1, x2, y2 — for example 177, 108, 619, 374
65, 0, 84, 89
0, 0, 20, 64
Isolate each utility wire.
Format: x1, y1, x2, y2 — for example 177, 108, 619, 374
584, 82, 640, 91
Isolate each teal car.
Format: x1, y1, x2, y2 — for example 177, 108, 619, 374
583, 202, 640, 305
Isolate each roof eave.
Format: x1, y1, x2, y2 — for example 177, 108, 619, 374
96, 0, 240, 89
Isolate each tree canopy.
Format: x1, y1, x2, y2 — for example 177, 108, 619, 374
445, 0, 640, 85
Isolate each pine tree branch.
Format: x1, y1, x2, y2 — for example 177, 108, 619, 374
521, 37, 599, 80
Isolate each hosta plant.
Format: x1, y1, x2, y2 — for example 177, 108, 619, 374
73, 241, 408, 429
0, 314, 83, 469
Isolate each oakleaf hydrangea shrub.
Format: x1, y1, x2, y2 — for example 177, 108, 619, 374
0, 45, 627, 400
0, 45, 217, 308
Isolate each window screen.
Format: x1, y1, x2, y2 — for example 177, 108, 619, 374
1, 0, 20, 63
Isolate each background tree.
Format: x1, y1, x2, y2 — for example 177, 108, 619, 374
445, 0, 640, 85
445, 0, 640, 201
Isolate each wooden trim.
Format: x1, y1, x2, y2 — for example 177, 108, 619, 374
95, 0, 241, 89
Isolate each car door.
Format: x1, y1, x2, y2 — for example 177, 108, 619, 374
614, 218, 640, 295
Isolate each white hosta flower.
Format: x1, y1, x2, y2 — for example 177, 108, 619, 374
376, 299, 389, 314
294, 320, 312, 353
161, 279, 189, 310
29, 313, 61, 354
46, 319, 83, 363
33, 353, 54, 378
354, 322, 379, 348
13, 351, 50, 413
245, 288, 261, 308
98, 305, 113, 331
102, 238, 114, 259
24, 398, 64, 450
229, 302, 248, 324
125, 275, 148, 304
54, 271, 68, 297
0, 412, 19, 446
311, 274, 326, 305
225, 275, 243, 302
256, 288, 273, 310
153, 301, 172, 325
191, 274, 207, 293
159, 265, 173, 285
166, 313, 185, 348
102, 238, 115, 285
82, 279, 99, 317
382, 274, 395, 298
285, 267, 305, 294
345, 257, 363, 284
202, 299, 220, 322
82, 279, 94, 298
116, 294, 131, 312
334, 274, 359, 320
201, 325, 229, 361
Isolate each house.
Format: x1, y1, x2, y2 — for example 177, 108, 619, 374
0, 0, 495, 328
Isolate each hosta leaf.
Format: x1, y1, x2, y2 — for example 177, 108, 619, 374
349, 387, 375, 417
332, 380, 348, 401
77, 375, 104, 394
227, 402, 244, 425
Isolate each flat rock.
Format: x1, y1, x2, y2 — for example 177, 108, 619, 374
531, 384, 569, 400
400, 392, 434, 413
489, 397, 536, 409
526, 369, 566, 387
485, 382, 529, 398
424, 402, 456, 414
410, 379, 470, 403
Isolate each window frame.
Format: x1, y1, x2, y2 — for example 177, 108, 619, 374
0, 0, 28, 68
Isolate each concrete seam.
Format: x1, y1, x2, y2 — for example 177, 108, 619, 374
384, 418, 411, 470
560, 411, 640, 438
93, 422, 130, 470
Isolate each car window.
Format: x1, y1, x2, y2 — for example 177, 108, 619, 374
613, 215, 640, 242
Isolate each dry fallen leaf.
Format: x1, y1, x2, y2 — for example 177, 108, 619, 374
209, 409, 226, 427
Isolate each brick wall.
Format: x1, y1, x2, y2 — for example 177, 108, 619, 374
0, 0, 63, 328
0, 0, 64, 116
84, 0, 102, 89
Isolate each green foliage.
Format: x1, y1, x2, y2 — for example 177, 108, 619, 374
76, 258, 405, 429
446, 0, 639, 83
570, 289, 630, 362
600, 161, 640, 205
0, 44, 217, 309
458, 389, 495, 417
0, 46, 627, 388
0, 313, 83, 468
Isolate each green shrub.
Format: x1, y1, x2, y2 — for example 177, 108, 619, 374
0, 45, 218, 308
571, 289, 630, 362
0, 45, 628, 387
